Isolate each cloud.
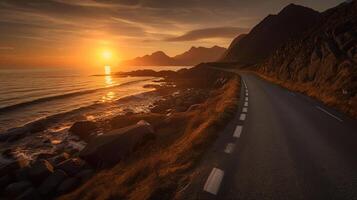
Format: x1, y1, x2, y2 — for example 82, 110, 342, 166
166, 27, 250, 42
0, 0, 344, 66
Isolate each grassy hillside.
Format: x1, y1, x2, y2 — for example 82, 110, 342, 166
60, 67, 241, 200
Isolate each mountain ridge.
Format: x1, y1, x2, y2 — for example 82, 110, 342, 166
121, 46, 226, 66
220, 1, 357, 117
258, 0, 357, 117
221, 4, 320, 63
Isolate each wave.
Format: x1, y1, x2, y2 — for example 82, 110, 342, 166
0, 90, 157, 136
0, 78, 154, 112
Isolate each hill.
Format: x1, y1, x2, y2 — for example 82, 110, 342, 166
259, 0, 357, 117
221, 4, 320, 64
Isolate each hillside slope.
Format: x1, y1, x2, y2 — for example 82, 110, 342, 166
259, 1, 357, 117
222, 4, 320, 64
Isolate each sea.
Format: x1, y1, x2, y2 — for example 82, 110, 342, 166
0, 66, 189, 133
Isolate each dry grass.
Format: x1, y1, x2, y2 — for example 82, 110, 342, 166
256, 72, 357, 119
59, 76, 240, 200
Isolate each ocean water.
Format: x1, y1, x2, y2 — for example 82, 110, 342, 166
0, 66, 189, 133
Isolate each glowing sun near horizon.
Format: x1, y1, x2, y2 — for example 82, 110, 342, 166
102, 50, 113, 61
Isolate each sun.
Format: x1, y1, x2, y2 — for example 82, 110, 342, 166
102, 50, 112, 61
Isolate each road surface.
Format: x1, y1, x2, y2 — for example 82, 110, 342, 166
180, 72, 357, 200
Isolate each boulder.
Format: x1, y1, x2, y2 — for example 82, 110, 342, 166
48, 152, 71, 166
1, 148, 15, 159
6, 132, 25, 142
80, 121, 155, 167
76, 169, 95, 183
0, 157, 29, 176
14, 166, 31, 181
36, 152, 56, 160
69, 121, 98, 142
4, 181, 32, 197
0, 174, 12, 188
56, 158, 87, 176
38, 169, 67, 196
16, 187, 41, 200
56, 177, 79, 195
27, 160, 54, 184
0, 132, 11, 141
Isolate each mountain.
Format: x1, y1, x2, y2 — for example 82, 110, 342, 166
120, 51, 176, 66
221, 4, 320, 64
221, 34, 247, 60
259, 0, 357, 116
174, 46, 226, 65
121, 46, 226, 66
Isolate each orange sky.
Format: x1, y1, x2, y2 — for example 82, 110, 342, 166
0, 0, 344, 70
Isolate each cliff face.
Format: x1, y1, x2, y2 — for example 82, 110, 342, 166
259, 1, 357, 116
222, 4, 320, 64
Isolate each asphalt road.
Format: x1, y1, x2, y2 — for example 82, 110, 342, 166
180, 72, 357, 200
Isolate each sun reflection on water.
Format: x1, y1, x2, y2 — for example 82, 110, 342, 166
101, 91, 115, 102
105, 75, 113, 86
105, 65, 111, 75
102, 65, 116, 102
104, 65, 113, 86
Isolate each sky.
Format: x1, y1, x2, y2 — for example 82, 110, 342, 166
0, 0, 344, 69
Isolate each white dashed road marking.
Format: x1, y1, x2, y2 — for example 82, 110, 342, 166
203, 168, 224, 195
316, 106, 343, 122
245, 97, 248, 101
242, 107, 248, 113
239, 113, 246, 121
243, 80, 247, 89
224, 143, 235, 154
244, 102, 248, 107
233, 125, 243, 138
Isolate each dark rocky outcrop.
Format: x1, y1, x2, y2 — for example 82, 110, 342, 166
222, 4, 320, 64
16, 187, 42, 200
79, 120, 155, 167
5, 181, 32, 197
56, 158, 87, 176
0, 156, 95, 199
56, 177, 79, 194
48, 152, 71, 166
0, 174, 12, 188
75, 169, 94, 183
27, 160, 54, 184
16, 187, 41, 200
68, 121, 98, 142
38, 169, 67, 196
259, 0, 357, 116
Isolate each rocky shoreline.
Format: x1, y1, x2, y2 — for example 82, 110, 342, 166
0, 64, 236, 199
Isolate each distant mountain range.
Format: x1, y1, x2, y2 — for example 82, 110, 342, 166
121, 46, 226, 66
221, 1, 357, 117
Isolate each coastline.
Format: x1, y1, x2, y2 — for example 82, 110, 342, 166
0, 64, 241, 199
61, 64, 240, 200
